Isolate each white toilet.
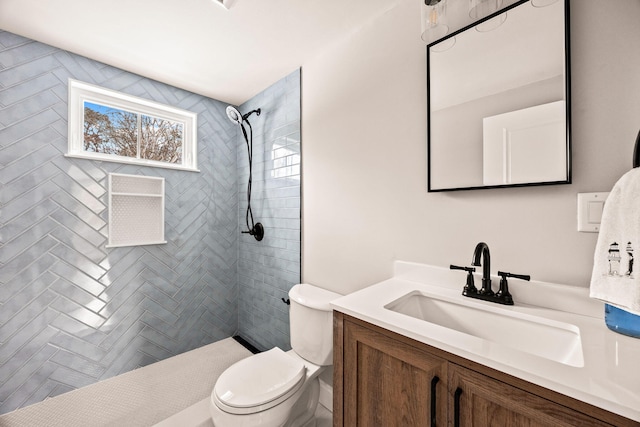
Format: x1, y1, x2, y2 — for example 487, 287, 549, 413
209, 283, 341, 427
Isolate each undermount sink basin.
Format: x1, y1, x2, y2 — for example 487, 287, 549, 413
384, 291, 584, 367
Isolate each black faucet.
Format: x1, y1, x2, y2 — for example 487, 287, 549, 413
450, 242, 530, 306
471, 242, 492, 296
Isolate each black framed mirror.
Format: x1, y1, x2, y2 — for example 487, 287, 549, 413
427, 0, 570, 192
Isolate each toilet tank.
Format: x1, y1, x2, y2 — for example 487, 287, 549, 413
289, 284, 342, 366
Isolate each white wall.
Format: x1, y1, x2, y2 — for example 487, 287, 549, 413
301, 0, 640, 295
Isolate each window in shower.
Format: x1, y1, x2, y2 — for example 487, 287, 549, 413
67, 79, 198, 171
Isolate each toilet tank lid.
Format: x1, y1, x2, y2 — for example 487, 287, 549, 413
289, 284, 342, 311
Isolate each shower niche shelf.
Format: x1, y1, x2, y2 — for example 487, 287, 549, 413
107, 173, 166, 248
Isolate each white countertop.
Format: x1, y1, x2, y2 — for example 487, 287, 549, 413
331, 261, 640, 422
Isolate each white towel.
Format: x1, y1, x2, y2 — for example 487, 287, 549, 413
590, 168, 640, 315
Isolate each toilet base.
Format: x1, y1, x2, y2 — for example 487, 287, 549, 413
283, 377, 319, 427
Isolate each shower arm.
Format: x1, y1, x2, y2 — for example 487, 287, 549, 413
242, 109, 261, 121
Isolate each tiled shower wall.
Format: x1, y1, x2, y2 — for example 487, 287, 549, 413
237, 70, 301, 351
0, 31, 302, 414
0, 31, 252, 414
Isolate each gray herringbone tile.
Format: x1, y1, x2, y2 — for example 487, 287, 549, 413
0, 33, 240, 414
0, 30, 299, 415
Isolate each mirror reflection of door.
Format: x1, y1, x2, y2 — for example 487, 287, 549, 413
482, 100, 566, 185
427, 0, 569, 191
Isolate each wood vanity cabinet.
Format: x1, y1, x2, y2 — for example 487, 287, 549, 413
337, 311, 447, 426
333, 312, 638, 427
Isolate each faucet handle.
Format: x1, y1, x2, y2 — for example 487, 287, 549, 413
450, 265, 478, 296
450, 264, 475, 273
496, 271, 530, 305
497, 271, 531, 282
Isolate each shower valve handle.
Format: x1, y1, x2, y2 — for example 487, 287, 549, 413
242, 223, 264, 241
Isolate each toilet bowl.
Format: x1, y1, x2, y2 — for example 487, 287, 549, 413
209, 284, 341, 427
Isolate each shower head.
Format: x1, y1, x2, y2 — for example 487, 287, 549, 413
225, 106, 261, 125
227, 105, 242, 125
226, 106, 243, 125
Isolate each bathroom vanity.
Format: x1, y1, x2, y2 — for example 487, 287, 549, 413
331, 262, 640, 426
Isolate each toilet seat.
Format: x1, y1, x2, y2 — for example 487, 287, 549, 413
213, 347, 306, 415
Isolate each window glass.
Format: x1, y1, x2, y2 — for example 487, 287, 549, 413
140, 114, 184, 163
68, 79, 198, 172
84, 102, 138, 157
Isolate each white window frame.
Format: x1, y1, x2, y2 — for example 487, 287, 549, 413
67, 79, 199, 172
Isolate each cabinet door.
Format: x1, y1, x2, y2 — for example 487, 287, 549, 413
342, 318, 447, 427
449, 364, 616, 427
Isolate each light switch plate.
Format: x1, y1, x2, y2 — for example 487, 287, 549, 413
577, 192, 609, 232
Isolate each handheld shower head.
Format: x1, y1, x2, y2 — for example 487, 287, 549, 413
225, 106, 261, 125
226, 106, 243, 125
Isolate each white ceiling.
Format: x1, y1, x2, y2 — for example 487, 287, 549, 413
0, 0, 401, 105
